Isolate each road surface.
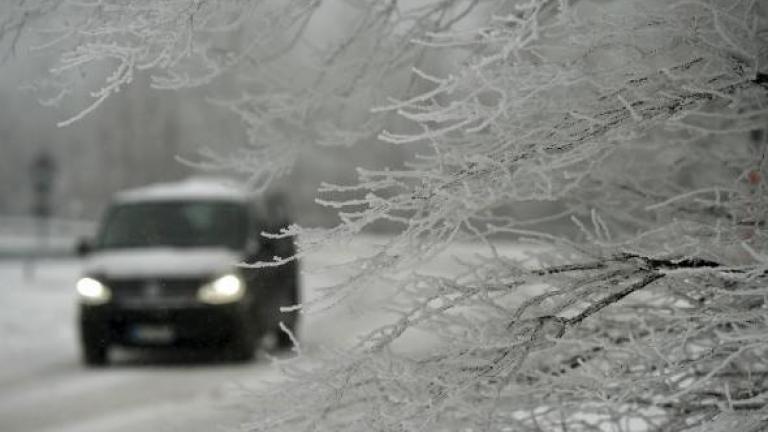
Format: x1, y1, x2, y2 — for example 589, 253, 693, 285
0, 252, 380, 432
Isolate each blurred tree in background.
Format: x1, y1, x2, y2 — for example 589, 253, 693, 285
3, 0, 768, 430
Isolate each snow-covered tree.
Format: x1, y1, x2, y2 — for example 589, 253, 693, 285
3, 0, 768, 430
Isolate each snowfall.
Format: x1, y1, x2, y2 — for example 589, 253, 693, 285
0, 228, 528, 432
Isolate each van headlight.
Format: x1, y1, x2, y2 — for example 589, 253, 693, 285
197, 274, 245, 304
76, 277, 112, 305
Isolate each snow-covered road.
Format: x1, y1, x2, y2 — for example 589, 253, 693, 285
0, 258, 288, 432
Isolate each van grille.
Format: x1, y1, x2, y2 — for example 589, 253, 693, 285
105, 277, 207, 304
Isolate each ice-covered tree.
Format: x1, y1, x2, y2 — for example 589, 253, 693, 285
3, 0, 768, 430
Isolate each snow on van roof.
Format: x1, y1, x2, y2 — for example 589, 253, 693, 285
114, 178, 250, 203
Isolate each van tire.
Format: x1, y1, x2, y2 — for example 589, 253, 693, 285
275, 317, 298, 351
82, 340, 109, 367
275, 279, 300, 351
229, 323, 256, 362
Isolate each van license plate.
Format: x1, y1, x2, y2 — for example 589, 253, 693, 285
131, 325, 175, 343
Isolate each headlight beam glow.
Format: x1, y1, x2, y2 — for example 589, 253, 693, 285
76, 277, 111, 304
197, 273, 245, 304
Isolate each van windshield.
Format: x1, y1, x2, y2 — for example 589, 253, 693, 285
97, 201, 248, 250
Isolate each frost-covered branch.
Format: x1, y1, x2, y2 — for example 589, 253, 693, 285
11, 0, 768, 430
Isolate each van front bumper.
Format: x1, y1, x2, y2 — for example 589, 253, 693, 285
79, 301, 250, 347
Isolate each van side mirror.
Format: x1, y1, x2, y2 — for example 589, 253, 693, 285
76, 238, 93, 257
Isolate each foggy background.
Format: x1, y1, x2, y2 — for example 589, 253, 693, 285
0, 57, 415, 227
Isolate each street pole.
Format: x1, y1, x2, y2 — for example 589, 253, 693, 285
26, 151, 57, 280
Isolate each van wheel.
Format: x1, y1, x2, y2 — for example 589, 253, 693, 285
229, 324, 256, 362
275, 316, 298, 351
82, 339, 109, 367
275, 280, 300, 351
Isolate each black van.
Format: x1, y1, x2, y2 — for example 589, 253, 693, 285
75, 178, 299, 365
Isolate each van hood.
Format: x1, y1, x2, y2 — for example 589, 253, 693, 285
83, 247, 243, 279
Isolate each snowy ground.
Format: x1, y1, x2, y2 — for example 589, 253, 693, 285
0, 217, 94, 258
0, 238, 530, 432
0, 258, 264, 432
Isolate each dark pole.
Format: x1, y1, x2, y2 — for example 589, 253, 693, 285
26, 151, 57, 279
